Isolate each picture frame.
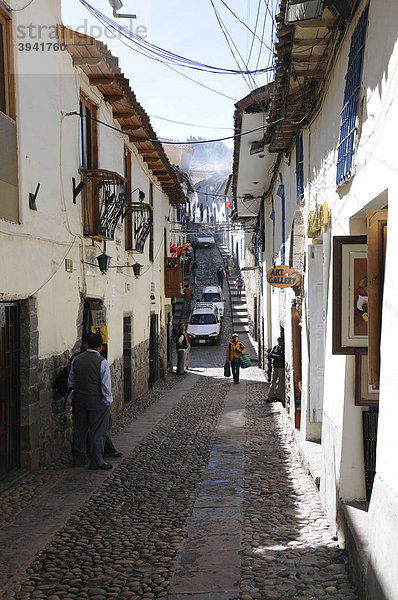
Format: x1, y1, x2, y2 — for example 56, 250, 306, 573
332, 235, 368, 354
355, 350, 379, 406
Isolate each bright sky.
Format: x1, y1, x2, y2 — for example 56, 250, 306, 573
61, 0, 277, 148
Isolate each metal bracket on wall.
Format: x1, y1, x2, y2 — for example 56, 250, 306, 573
72, 177, 85, 204
29, 183, 40, 211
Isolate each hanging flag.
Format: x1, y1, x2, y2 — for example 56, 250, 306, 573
226, 199, 232, 209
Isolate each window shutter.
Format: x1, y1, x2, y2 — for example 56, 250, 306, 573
336, 5, 369, 185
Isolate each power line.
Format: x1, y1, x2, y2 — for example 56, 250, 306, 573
79, 0, 274, 76
150, 114, 234, 130
10, 0, 35, 10
247, 0, 262, 68
208, 0, 256, 91
64, 110, 285, 145
217, 0, 274, 54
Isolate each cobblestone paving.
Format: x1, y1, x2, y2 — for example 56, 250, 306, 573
241, 382, 359, 600
0, 377, 180, 532
1, 241, 360, 600
3, 378, 228, 600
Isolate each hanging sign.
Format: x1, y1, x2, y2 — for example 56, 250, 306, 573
267, 265, 300, 288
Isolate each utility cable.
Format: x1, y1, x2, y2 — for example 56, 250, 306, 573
149, 114, 234, 130
217, 0, 274, 54
64, 111, 285, 145
209, 0, 256, 91
247, 0, 262, 69
79, 0, 273, 76
10, 0, 35, 10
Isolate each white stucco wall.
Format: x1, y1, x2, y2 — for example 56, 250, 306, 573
1, 0, 172, 368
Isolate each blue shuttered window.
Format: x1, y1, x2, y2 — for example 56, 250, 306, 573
296, 131, 304, 201
336, 4, 369, 186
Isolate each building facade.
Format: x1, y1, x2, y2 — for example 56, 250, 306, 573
233, 1, 398, 598
0, 0, 184, 476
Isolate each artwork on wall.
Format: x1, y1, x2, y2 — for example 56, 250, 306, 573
355, 350, 379, 406
332, 235, 368, 354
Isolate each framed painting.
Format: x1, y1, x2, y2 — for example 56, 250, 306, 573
355, 350, 379, 406
333, 236, 368, 354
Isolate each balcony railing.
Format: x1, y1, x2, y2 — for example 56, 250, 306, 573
123, 202, 153, 253
80, 169, 126, 239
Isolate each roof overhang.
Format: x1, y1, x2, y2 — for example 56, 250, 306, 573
58, 25, 185, 203
265, 0, 355, 153
232, 83, 277, 219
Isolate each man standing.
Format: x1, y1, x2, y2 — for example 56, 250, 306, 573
267, 337, 285, 404
216, 266, 224, 289
68, 332, 113, 470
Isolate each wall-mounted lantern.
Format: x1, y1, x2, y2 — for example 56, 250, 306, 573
132, 262, 142, 278
96, 253, 112, 273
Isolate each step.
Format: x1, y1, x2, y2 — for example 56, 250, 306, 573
234, 326, 250, 334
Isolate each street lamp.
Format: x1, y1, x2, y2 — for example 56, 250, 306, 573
96, 253, 112, 273
107, 0, 136, 19
132, 262, 142, 278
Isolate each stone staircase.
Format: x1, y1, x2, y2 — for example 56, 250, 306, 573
228, 280, 250, 335
216, 243, 250, 336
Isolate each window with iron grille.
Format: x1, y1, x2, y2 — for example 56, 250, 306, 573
296, 132, 304, 201
80, 169, 126, 239
336, 5, 369, 186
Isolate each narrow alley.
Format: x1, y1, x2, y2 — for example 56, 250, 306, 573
0, 243, 359, 600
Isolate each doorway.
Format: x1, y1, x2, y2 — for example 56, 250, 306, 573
149, 314, 159, 388
0, 303, 21, 479
123, 315, 133, 403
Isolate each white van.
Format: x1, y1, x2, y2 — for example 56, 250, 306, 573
187, 302, 221, 344
201, 286, 225, 317
196, 232, 215, 247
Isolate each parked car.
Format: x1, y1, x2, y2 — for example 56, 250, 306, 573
196, 232, 215, 247
201, 285, 225, 317
187, 302, 221, 344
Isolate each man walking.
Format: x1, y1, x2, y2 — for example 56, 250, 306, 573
68, 332, 113, 470
182, 284, 193, 314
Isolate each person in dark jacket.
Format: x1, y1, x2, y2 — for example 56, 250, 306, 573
68, 333, 113, 470
216, 266, 224, 289
176, 323, 189, 375
267, 337, 285, 404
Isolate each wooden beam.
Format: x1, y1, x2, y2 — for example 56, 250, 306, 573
293, 37, 328, 46
138, 151, 158, 158
121, 124, 143, 132
113, 111, 134, 119
103, 94, 124, 101
73, 57, 102, 67
291, 54, 324, 63
292, 70, 324, 78
89, 76, 117, 86
296, 18, 334, 28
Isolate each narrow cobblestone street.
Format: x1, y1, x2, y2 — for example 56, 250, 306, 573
0, 245, 359, 600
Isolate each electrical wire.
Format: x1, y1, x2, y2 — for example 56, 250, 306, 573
209, 0, 255, 91
64, 110, 285, 146
217, 0, 274, 54
10, 0, 35, 10
247, 0, 262, 68
149, 114, 234, 130
78, 0, 273, 76
79, 4, 240, 102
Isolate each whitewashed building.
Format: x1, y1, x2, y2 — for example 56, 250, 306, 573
232, 0, 398, 597
0, 0, 184, 475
